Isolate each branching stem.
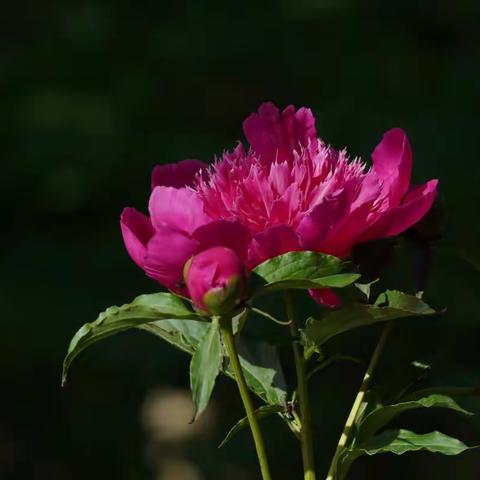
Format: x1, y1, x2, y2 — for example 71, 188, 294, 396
325, 323, 393, 480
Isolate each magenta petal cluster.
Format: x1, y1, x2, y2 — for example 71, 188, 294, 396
121, 102, 438, 305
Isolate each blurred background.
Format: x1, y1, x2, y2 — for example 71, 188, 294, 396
2, 1, 480, 478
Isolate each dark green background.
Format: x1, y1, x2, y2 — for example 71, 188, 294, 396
2, 1, 480, 478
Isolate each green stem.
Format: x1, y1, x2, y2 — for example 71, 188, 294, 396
325, 323, 393, 480
220, 319, 272, 480
285, 292, 316, 480
250, 307, 292, 325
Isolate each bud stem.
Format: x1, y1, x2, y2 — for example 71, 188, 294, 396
220, 318, 272, 480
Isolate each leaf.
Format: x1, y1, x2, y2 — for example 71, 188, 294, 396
190, 319, 222, 421
62, 293, 202, 385
251, 251, 359, 296
232, 308, 248, 335
232, 338, 288, 406
357, 394, 473, 442
302, 290, 436, 348
218, 405, 284, 448
139, 318, 208, 354
352, 429, 476, 457
140, 319, 288, 406
354, 279, 379, 300
401, 386, 480, 402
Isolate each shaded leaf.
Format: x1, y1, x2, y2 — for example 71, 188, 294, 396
139, 318, 208, 354
302, 290, 436, 348
62, 293, 202, 385
218, 405, 283, 448
190, 319, 222, 421
232, 308, 248, 335
232, 338, 288, 406
140, 319, 287, 406
401, 386, 480, 402
358, 394, 473, 442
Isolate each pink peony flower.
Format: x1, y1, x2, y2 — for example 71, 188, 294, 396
184, 247, 247, 314
121, 102, 438, 307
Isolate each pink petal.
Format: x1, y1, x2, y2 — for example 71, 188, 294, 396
151, 159, 208, 189
315, 174, 381, 257
248, 225, 301, 268
297, 189, 352, 251
372, 128, 412, 207
149, 186, 211, 235
360, 179, 439, 242
309, 288, 341, 308
243, 102, 317, 164
192, 220, 251, 261
144, 226, 199, 293
120, 208, 155, 268
186, 247, 246, 313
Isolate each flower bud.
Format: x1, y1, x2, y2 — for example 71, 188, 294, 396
184, 247, 247, 315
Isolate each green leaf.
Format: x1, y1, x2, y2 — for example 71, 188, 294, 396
357, 394, 473, 442
231, 338, 288, 406
189, 319, 222, 421
62, 293, 202, 385
352, 429, 476, 457
302, 290, 436, 347
139, 318, 208, 354
354, 279, 379, 300
232, 308, 248, 335
338, 429, 477, 480
218, 404, 284, 448
140, 319, 287, 406
251, 251, 358, 295
401, 386, 480, 402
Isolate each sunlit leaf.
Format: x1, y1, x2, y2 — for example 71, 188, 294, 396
357, 394, 473, 442
337, 429, 477, 480
251, 251, 358, 296
352, 429, 476, 457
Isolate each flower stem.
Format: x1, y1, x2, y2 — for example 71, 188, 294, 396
220, 318, 272, 480
325, 323, 393, 480
285, 292, 317, 480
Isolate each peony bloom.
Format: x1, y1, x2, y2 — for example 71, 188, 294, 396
184, 247, 247, 314
121, 102, 438, 306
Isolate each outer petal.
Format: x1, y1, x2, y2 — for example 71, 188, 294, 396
297, 189, 351, 251
243, 102, 317, 164
144, 226, 199, 293
309, 288, 341, 308
192, 220, 251, 261
372, 128, 412, 206
120, 207, 155, 268
314, 174, 381, 257
151, 159, 208, 189
149, 186, 211, 235
360, 179, 439, 242
186, 246, 246, 313
248, 224, 301, 268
